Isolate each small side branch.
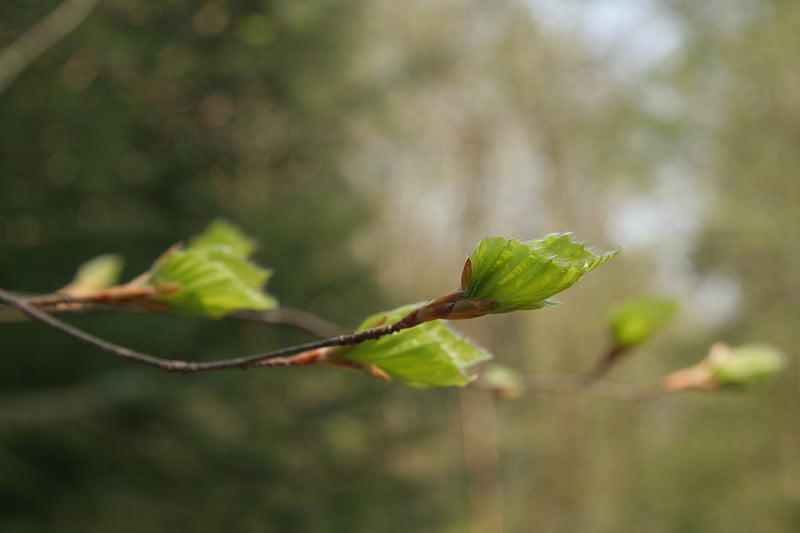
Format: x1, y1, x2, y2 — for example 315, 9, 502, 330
473, 372, 670, 402
472, 341, 675, 401
230, 308, 343, 338
0, 0, 102, 95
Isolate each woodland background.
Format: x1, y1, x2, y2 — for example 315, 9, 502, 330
0, 1, 798, 532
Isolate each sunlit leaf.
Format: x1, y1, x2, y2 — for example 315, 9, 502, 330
338, 305, 492, 387
148, 245, 277, 318
62, 254, 125, 296
609, 297, 679, 348
709, 343, 787, 389
462, 234, 617, 313
187, 218, 257, 256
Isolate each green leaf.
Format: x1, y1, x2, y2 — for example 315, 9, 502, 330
65, 254, 125, 294
609, 297, 679, 348
187, 218, 257, 257
462, 234, 617, 313
338, 305, 492, 387
481, 364, 524, 399
709, 343, 787, 389
148, 245, 277, 318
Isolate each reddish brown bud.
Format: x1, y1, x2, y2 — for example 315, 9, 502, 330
461, 258, 473, 290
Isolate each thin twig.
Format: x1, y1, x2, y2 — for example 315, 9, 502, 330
472, 341, 671, 401
230, 308, 344, 338
583, 343, 627, 380
1, 293, 345, 338
473, 374, 669, 402
0, 0, 102, 95
524, 375, 667, 401
0, 288, 414, 373
0, 301, 106, 321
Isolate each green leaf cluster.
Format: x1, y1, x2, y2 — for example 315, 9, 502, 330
609, 297, 679, 348
148, 220, 277, 318
462, 234, 617, 313
338, 305, 492, 387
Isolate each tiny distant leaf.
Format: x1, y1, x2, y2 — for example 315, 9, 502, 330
609, 297, 679, 348
63, 254, 125, 295
710, 343, 787, 389
462, 234, 617, 313
481, 364, 524, 399
187, 218, 257, 257
148, 246, 277, 318
338, 305, 492, 387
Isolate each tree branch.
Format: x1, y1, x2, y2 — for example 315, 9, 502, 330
0, 287, 730, 399
472, 340, 676, 401
0, 288, 416, 373
473, 372, 670, 401
0, 0, 102, 95
0, 292, 345, 339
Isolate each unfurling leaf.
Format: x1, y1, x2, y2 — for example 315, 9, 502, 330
187, 218, 257, 256
461, 234, 617, 313
147, 221, 276, 317
708, 343, 787, 389
337, 305, 492, 387
609, 297, 679, 348
62, 254, 125, 296
661, 342, 788, 393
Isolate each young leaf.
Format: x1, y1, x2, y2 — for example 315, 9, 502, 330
481, 364, 524, 399
187, 218, 257, 256
461, 234, 617, 313
337, 305, 492, 387
709, 343, 787, 389
62, 254, 125, 296
609, 297, 679, 348
148, 245, 277, 318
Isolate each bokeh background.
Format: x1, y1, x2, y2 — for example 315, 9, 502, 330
1, 1, 798, 531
